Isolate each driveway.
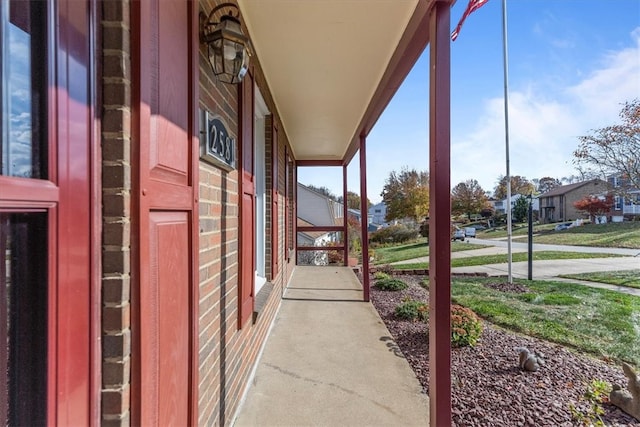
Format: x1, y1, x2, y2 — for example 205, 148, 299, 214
468, 237, 640, 256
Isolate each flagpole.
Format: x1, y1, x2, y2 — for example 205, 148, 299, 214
501, 0, 513, 283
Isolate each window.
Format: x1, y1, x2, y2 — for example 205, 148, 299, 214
254, 86, 269, 293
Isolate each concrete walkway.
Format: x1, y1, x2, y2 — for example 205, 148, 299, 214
233, 266, 429, 427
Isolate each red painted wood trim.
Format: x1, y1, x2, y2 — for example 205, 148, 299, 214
55, 0, 94, 422
342, 165, 348, 266
296, 159, 343, 167
428, 2, 452, 426
188, 0, 200, 423
238, 70, 256, 329
343, 1, 432, 164
0, 177, 59, 203
359, 135, 370, 301
88, 0, 102, 422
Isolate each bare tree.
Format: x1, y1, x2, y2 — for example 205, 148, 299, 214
573, 99, 640, 194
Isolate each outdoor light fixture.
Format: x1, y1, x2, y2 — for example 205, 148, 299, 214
200, 3, 250, 84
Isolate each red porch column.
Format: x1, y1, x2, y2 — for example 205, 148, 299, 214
343, 165, 349, 266
359, 136, 370, 302
428, 1, 452, 426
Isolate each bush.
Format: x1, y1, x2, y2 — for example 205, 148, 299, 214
370, 225, 419, 245
373, 271, 390, 280
395, 298, 429, 321
451, 305, 482, 347
374, 277, 408, 291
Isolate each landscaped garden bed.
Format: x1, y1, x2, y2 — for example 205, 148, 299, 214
367, 273, 639, 426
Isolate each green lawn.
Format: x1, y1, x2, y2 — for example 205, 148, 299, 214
559, 270, 640, 290
450, 277, 640, 366
533, 222, 640, 249
477, 221, 640, 249
373, 240, 488, 264
391, 251, 625, 270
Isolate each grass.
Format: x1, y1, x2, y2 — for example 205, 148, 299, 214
559, 270, 640, 290
451, 277, 640, 366
391, 251, 625, 270
373, 239, 489, 264
478, 221, 640, 249
532, 222, 640, 249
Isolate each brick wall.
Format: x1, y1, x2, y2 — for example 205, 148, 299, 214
101, 0, 132, 425
197, 1, 294, 425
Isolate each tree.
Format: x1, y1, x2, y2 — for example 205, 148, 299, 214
380, 167, 429, 222
306, 185, 337, 200
536, 176, 562, 194
493, 175, 536, 199
337, 191, 372, 210
573, 99, 640, 194
451, 179, 488, 220
512, 196, 529, 223
573, 195, 614, 223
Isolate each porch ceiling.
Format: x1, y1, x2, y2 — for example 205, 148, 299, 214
237, 0, 432, 164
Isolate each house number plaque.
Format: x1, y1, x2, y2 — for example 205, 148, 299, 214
199, 110, 236, 170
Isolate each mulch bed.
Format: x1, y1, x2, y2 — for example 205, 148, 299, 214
367, 274, 639, 426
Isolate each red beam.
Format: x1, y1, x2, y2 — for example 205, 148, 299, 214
296, 159, 343, 167
359, 135, 370, 302
428, 1, 452, 426
343, 165, 349, 266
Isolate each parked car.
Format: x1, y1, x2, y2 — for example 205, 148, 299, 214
554, 222, 573, 231
464, 227, 476, 238
452, 228, 466, 241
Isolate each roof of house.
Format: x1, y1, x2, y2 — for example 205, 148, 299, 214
539, 179, 607, 198
297, 218, 331, 240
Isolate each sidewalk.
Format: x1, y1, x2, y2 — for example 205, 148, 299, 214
233, 266, 429, 426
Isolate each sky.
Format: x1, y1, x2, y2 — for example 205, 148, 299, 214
298, 0, 640, 204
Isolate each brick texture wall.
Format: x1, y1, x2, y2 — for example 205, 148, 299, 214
101, 0, 132, 425
197, 1, 294, 425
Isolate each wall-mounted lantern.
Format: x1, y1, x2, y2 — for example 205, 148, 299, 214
200, 3, 251, 84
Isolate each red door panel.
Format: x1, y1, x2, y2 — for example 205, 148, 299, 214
239, 72, 255, 328
135, 0, 197, 423
142, 212, 190, 425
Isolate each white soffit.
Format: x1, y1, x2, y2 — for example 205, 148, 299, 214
237, 0, 420, 161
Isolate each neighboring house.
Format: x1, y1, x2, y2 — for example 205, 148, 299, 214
297, 183, 343, 226
538, 179, 609, 223
608, 175, 640, 219
491, 194, 539, 215
368, 202, 393, 227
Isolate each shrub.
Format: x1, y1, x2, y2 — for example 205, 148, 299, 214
569, 379, 611, 426
370, 225, 419, 245
451, 305, 482, 347
395, 298, 429, 321
374, 277, 408, 291
373, 271, 390, 280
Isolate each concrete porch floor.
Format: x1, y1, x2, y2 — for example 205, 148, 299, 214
233, 266, 429, 426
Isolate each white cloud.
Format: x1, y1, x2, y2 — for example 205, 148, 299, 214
452, 27, 640, 193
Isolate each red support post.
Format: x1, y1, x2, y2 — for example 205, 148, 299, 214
343, 165, 349, 266
359, 135, 370, 302
428, 1, 452, 426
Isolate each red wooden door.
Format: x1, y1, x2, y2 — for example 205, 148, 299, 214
133, 0, 198, 424
0, 0, 95, 423
239, 71, 255, 328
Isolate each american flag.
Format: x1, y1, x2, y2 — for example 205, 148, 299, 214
451, 0, 489, 41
